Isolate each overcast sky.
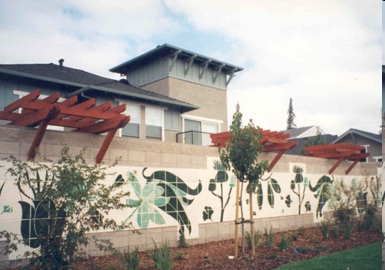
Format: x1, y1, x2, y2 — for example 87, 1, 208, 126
0, 0, 381, 136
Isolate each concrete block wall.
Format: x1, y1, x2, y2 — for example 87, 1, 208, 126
0, 125, 381, 262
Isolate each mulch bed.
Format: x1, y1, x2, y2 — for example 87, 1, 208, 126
73, 224, 382, 270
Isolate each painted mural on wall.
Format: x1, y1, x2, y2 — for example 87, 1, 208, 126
0, 158, 380, 260
124, 168, 202, 235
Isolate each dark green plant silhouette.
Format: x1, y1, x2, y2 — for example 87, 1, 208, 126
202, 206, 214, 221
208, 160, 234, 222
256, 177, 281, 210
141, 168, 202, 235
290, 166, 308, 215
309, 175, 333, 218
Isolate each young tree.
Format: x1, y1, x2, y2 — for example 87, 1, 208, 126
218, 111, 268, 257
287, 98, 296, 130
1, 148, 132, 269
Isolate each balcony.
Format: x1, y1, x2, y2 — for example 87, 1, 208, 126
176, 131, 214, 146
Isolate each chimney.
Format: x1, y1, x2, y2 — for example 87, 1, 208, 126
59, 59, 64, 66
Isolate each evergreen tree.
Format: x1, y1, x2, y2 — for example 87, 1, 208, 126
287, 98, 296, 130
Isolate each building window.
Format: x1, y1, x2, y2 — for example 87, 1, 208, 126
121, 103, 141, 138
183, 116, 220, 146
146, 106, 163, 139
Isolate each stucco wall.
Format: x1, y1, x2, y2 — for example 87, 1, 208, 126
0, 125, 381, 262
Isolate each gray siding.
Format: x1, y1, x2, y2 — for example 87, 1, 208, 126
125, 57, 228, 90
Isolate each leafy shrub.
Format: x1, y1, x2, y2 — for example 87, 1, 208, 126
318, 220, 331, 239
245, 229, 262, 249
264, 226, 274, 247
1, 148, 132, 269
333, 224, 340, 237
278, 234, 291, 252
344, 223, 353, 239
179, 230, 189, 248
120, 247, 140, 270
290, 231, 299, 241
150, 240, 172, 270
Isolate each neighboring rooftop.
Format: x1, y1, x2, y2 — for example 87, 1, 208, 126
0, 62, 198, 112
283, 126, 316, 139
332, 128, 382, 144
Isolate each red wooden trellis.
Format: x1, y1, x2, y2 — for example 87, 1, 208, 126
304, 143, 370, 175
210, 129, 297, 172
0, 89, 130, 163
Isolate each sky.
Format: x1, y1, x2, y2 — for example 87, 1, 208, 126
0, 0, 382, 136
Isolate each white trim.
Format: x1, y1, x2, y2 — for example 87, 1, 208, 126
372, 156, 382, 162
181, 114, 223, 124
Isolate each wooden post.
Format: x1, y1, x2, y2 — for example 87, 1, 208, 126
234, 178, 240, 258
249, 190, 255, 256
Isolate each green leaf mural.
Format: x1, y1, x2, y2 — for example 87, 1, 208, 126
267, 183, 274, 208
256, 183, 263, 210
208, 161, 233, 222
304, 201, 311, 212
141, 168, 202, 234
285, 195, 292, 207
309, 175, 333, 218
255, 177, 281, 209
290, 166, 308, 215
125, 172, 169, 228
203, 206, 214, 221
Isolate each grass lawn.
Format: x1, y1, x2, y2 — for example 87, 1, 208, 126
275, 242, 382, 270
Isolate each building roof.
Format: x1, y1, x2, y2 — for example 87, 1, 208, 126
332, 128, 382, 144
284, 134, 338, 155
109, 43, 244, 75
283, 126, 315, 139
0, 63, 198, 112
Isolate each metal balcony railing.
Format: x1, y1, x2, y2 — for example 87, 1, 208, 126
176, 131, 214, 146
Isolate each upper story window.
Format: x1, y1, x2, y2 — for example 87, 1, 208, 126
182, 115, 221, 146
120, 102, 141, 138
146, 106, 163, 140
118, 99, 164, 140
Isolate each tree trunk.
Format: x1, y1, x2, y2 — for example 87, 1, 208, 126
249, 190, 255, 256
234, 178, 240, 258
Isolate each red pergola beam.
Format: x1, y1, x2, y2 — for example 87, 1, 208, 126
304, 143, 370, 175
210, 130, 297, 172
0, 89, 130, 164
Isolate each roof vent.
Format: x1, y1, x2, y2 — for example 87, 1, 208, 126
59, 59, 64, 66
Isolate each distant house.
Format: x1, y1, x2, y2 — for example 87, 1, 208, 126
332, 128, 382, 162
283, 126, 320, 139
0, 44, 242, 145
282, 126, 337, 155
284, 134, 338, 156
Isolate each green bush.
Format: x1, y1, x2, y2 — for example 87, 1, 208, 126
0, 148, 132, 269
318, 220, 331, 239
150, 240, 172, 270
120, 247, 140, 270
245, 229, 262, 249
278, 234, 291, 252
264, 226, 274, 247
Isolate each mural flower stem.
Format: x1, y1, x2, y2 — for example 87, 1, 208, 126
208, 160, 234, 222
290, 166, 308, 215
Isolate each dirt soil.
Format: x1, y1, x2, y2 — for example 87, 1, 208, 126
74, 224, 382, 270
